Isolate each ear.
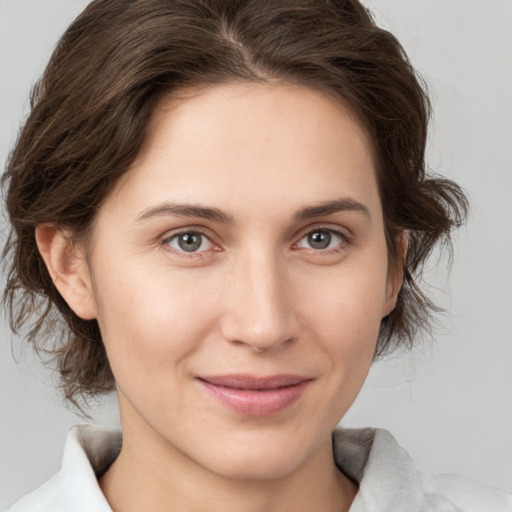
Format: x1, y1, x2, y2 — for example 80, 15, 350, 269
382, 230, 408, 317
35, 224, 97, 320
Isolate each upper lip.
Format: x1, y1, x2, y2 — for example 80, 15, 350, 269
197, 374, 312, 390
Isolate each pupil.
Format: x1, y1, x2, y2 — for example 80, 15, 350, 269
309, 231, 331, 249
178, 233, 201, 252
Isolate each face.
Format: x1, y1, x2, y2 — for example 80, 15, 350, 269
74, 83, 400, 479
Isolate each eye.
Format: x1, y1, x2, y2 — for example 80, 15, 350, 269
164, 230, 214, 253
296, 228, 345, 251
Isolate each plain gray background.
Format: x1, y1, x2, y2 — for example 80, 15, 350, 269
1, 0, 511, 507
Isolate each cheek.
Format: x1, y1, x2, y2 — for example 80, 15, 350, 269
296, 259, 387, 383
299, 258, 388, 336
91, 259, 221, 385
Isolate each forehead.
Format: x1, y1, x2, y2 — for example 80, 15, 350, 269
102, 82, 380, 223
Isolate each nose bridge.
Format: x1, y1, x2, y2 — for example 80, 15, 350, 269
221, 246, 294, 351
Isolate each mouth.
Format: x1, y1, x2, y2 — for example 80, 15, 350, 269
196, 374, 313, 416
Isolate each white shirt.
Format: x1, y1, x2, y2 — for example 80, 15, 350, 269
5, 424, 512, 511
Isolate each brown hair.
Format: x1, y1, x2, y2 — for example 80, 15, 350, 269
2, 0, 468, 409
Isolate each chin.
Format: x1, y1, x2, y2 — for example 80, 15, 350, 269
206, 446, 308, 481
190, 426, 326, 481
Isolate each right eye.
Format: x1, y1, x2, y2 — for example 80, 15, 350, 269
164, 231, 215, 254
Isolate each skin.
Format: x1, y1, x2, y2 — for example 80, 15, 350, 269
37, 83, 403, 512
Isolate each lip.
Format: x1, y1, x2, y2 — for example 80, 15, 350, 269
196, 374, 312, 416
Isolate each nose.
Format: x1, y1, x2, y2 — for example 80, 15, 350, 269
219, 248, 297, 353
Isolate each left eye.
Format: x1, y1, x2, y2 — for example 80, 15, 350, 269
297, 229, 344, 250
165, 231, 214, 253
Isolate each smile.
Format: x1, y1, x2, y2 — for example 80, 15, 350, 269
196, 374, 313, 416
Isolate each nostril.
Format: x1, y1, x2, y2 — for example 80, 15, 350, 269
232, 336, 295, 353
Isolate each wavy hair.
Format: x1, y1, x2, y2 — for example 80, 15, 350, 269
2, 0, 468, 409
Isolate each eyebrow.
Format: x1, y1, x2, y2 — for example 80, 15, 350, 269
294, 198, 370, 222
135, 197, 370, 224
136, 203, 234, 223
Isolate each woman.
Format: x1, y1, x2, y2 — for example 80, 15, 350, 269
2, 0, 511, 510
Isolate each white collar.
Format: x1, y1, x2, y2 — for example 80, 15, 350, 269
7, 424, 511, 511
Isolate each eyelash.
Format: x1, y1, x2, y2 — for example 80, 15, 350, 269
161, 226, 350, 258
162, 229, 216, 259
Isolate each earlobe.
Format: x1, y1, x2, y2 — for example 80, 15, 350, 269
382, 230, 408, 317
35, 224, 97, 320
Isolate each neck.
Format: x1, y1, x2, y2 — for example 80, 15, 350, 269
99, 419, 357, 512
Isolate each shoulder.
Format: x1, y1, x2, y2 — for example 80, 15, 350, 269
421, 472, 512, 512
4, 424, 121, 512
333, 427, 512, 512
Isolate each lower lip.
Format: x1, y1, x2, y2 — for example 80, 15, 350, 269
198, 379, 311, 416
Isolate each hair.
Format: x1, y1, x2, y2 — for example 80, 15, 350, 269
2, 0, 468, 409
